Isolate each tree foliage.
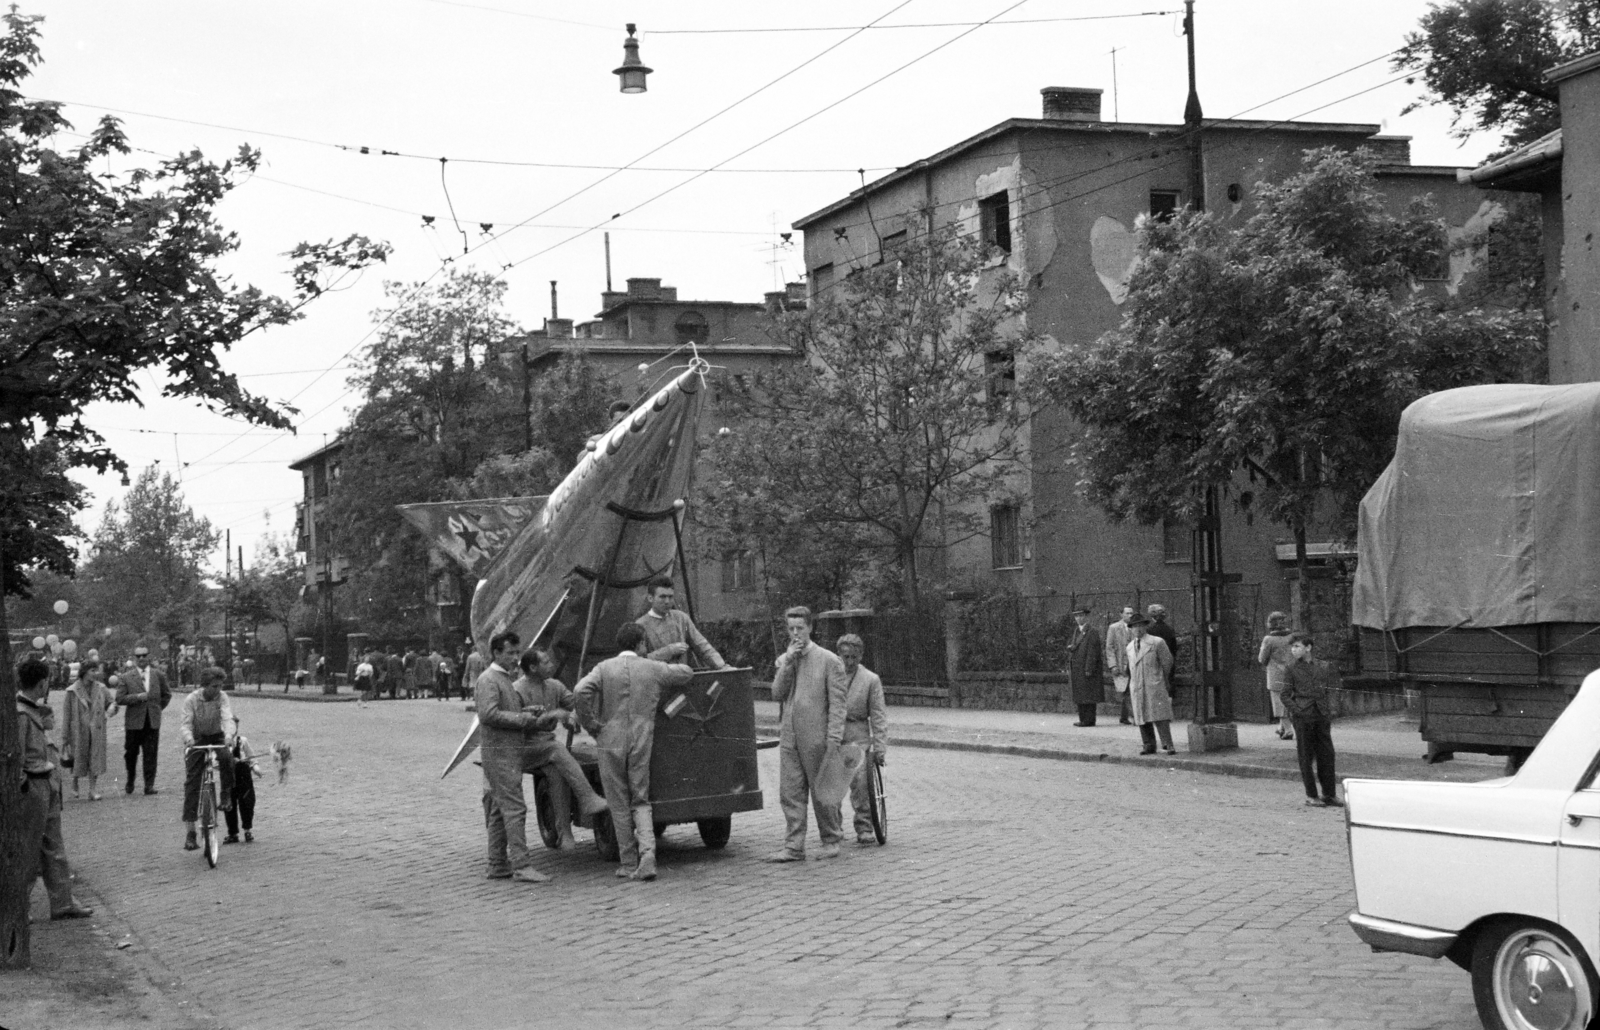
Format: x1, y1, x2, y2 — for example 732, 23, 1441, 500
1395, 0, 1600, 146
75, 468, 220, 643
701, 221, 1039, 610
329, 272, 619, 639
1033, 148, 1542, 546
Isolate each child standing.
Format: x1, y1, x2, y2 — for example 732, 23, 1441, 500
224, 723, 263, 843
1279, 632, 1343, 807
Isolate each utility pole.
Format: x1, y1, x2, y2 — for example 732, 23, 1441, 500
224, 528, 232, 679
1183, 0, 1238, 752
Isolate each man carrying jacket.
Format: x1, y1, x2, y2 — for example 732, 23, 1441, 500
575, 623, 694, 882
116, 644, 172, 794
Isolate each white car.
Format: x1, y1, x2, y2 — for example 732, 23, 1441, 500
1345, 670, 1600, 1030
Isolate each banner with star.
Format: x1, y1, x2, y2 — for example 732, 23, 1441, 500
395, 496, 546, 576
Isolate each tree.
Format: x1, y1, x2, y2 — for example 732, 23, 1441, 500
232, 531, 313, 682
1395, 0, 1600, 147
701, 220, 1039, 611
329, 274, 621, 641
75, 468, 220, 645
1032, 148, 1541, 621
0, 10, 386, 967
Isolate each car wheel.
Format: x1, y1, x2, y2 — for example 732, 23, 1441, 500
1472, 919, 1597, 1030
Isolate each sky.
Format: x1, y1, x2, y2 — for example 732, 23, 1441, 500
22, 0, 1506, 579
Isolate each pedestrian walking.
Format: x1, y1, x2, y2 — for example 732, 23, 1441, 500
14, 656, 93, 920
1065, 605, 1104, 726
385, 649, 405, 701
402, 648, 419, 699
1126, 614, 1176, 755
574, 624, 694, 881
461, 645, 487, 702
1258, 611, 1296, 739
436, 651, 454, 700
63, 659, 115, 800
1104, 606, 1135, 725
835, 634, 887, 846
765, 606, 849, 863
423, 648, 443, 699
354, 657, 377, 706
1280, 632, 1342, 807
116, 645, 172, 794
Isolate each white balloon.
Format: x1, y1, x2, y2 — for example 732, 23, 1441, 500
52, 599, 68, 615
30, 636, 45, 650
45, 634, 59, 646
62, 640, 78, 657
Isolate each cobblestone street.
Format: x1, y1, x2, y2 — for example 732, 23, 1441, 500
43, 694, 1481, 1030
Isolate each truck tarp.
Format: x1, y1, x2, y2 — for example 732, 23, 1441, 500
1352, 382, 1600, 630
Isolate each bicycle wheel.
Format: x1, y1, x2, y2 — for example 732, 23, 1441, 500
867, 760, 887, 845
200, 784, 220, 868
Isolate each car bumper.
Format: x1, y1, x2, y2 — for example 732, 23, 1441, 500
1348, 911, 1458, 959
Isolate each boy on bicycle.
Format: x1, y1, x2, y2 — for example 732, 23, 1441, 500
181, 667, 237, 851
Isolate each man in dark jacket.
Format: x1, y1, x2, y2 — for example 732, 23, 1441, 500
1065, 606, 1104, 726
1279, 632, 1342, 808
116, 645, 172, 794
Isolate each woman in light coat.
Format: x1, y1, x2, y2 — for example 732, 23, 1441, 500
63, 659, 115, 799
1257, 611, 1296, 740
1125, 615, 1175, 755
836, 633, 888, 845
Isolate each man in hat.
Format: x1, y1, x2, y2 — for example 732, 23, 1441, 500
15, 655, 94, 919
1104, 605, 1135, 724
1126, 615, 1176, 754
116, 644, 172, 794
179, 667, 237, 851
1146, 604, 1179, 670
1065, 606, 1104, 726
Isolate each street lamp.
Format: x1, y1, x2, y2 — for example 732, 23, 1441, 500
613, 23, 651, 94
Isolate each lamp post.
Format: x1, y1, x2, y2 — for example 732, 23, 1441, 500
613, 23, 652, 94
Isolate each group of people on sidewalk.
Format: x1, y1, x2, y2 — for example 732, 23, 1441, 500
1065, 604, 1344, 805
14, 651, 271, 924
472, 579, 891, 882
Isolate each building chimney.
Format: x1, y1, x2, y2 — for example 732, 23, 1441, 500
543, 317, 573, 338
784, 281, 807, 307
1366, 135, 1413, 166
1041, 86, 1103, 122
626, 277, 662, 300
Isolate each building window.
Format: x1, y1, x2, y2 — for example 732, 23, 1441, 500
1149, 190, 1180, 222
720, 550, 755, 592
991, 504, 1022, 570
979, 191, 1012, 253
811, 262, 835, 299
879, 229, 907, 261
674, 311, 709, 346
985, 349, 1016, 408
1162, 519, 1192, 563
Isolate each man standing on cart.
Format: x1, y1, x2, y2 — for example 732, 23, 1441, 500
636, 576, 727, 670
575, 623, 694, 882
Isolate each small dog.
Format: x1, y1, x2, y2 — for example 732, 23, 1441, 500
270, 741, 292, 785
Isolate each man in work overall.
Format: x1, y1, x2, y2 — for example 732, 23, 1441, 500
574, 622, 693, 881
766, 605, 849, 863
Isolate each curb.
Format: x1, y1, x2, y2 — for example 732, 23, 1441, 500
219, 689, 360, 703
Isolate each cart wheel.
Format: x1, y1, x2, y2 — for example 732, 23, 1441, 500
593, 810, 620, 863
697, 816, 732, 850
532, 771, 561, 849
867, 760, 887, 845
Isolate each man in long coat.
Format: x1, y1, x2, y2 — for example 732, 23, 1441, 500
1065, 605, 1104, 726
766, 605, 849, 863
575, 622, 694, 881
116, 645, 172, 794
1126, 614, 1176, 754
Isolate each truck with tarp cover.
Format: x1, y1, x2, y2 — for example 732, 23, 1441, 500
1352, 382, 1600, 762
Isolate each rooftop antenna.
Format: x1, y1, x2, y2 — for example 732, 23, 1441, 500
604, 231, 613, 292
1109, 46, 1123, 121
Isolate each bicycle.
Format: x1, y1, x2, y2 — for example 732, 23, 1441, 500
188, 743, 230, 868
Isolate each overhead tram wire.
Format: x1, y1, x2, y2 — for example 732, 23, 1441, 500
498, 0, 1041, 273
131, 2, 924, 480
175, 44, 1409, 487
645, 12, 1178, 33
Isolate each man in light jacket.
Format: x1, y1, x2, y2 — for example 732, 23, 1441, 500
575, 623, 694, 881
635, 576, 727, 670
116, 644, 172, 795
837, 633, 887, 845
1104, 606, 1135, 725
1126, 615, 1176, 755
766, 606, 849, 863
474, 631, 550, 884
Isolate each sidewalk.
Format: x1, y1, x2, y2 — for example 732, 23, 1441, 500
754, 700, 1506, 784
